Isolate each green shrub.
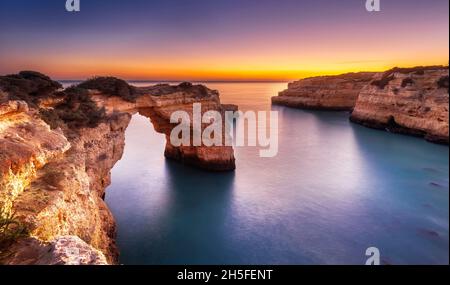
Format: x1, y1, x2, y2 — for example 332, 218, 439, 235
40, 84, 106, 130
371, 66, 448, 90
148, 82, 211, 97
77, 77, 139, 102
0, 210, 29, 254
0, 71, 62, 108
386, 65, 447, 75
39, 108, 65, 129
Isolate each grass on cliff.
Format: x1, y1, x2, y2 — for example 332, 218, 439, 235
371, 65, 448, 90
146, 82, 211, 98
0, 210, 29, 257
40, 85, 106, 130
0, 71, 62, 107
76, 76, 140, 102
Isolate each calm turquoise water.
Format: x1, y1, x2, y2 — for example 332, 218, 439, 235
104, 82, 449, 265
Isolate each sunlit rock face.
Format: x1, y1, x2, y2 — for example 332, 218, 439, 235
0, 73, 235, 265
350, 67, 449, 144
272, 72, 376, 110
93, 83, 236, 171
0, 100, 70, 216
272, 67, 449, 144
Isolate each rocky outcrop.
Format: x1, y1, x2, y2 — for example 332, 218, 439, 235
0, 73, 236, 264
272, 66, 449, 144
91, 83, 236, 171
0, 99, 129, 264
4, 236, 108, 265
350, 67, 449, 144
0, 100, 70, 215
272, 72, 375, 110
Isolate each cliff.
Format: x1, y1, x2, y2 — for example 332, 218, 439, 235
350, 67, 449, 144
272, 72, 375, 110
0, 72, 235, 264
272, 66, 449, 144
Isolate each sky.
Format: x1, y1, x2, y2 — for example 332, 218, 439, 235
0, 0, 448, 81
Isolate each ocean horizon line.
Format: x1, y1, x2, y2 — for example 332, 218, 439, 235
57, 79, 291, 84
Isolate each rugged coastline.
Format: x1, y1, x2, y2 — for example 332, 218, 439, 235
350, 67, 449, 144
0, 72, 235, 264
272, 72, 376, 111
272, 66, 449, 144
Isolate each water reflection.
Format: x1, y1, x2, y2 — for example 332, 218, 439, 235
106, 83, 448, 265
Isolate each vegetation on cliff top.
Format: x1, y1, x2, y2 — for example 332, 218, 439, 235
371, 65, 448, 89
40, 86, 106, 130
76, 76, 140, 102
145, 82, 212, 98
0, 71, 62, 106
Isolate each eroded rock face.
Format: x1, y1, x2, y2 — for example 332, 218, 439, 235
350, 68, 449, 144
1, 74, 235, 265
3, 236, 108, 265
92, 84, 236, 171
272, 72, 375, 110
0, 100, 70, 215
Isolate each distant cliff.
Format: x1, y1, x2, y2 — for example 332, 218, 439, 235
272, 72, 375, 110
350, 66, 449, 144
0, 72, 236, 264
272, 66, 449, 144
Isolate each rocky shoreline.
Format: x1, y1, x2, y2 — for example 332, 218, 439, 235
272, 66, 449, 144
0, 72, 235, 264
272, 72, 376, 111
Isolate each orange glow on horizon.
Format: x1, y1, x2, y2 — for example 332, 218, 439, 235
10, 53, 448, 81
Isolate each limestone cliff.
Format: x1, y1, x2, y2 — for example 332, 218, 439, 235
350, 67, 449, 144
272, 72, 375, 110
272, 66, 449, 144
0, 73, 236, 264
91, 82, 236, 171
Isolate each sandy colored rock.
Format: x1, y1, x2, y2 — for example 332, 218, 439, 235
272, 72, 375, 110
350, 67, 449, 144
1, 75, 236, 265
3, 236, 108, 265
0, 100, 70, 215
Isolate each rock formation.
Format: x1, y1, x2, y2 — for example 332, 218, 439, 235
350, 66, 449, 144
272, 66, 449, 144
0, 72, 236, 264
272, 72, 376, 110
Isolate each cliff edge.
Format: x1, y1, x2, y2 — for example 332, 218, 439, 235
350, 66, 449, 144
272, 72, 375, 110
272, 66, 449, 144
0, 72, 235, 264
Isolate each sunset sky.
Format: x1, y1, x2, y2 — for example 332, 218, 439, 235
0, 0, 448, 81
